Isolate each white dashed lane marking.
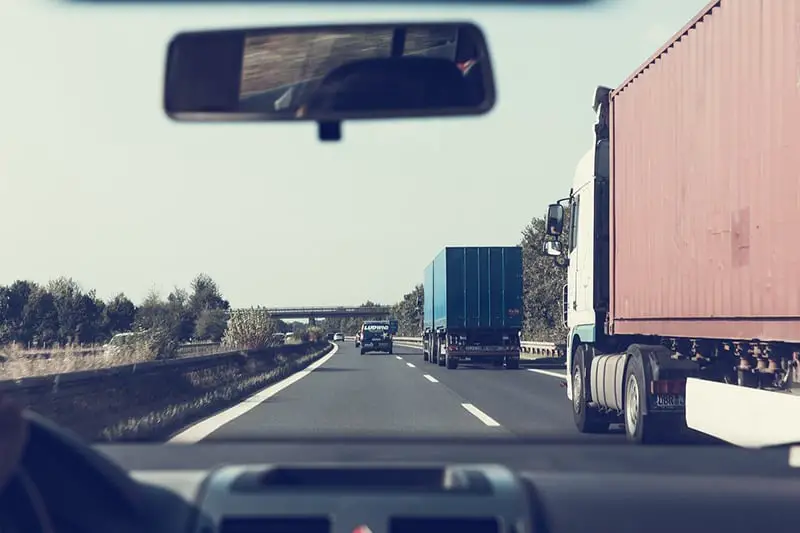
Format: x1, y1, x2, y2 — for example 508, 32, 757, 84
461, 403, 501, 427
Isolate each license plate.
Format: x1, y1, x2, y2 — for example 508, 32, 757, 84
653, 394, 685, 410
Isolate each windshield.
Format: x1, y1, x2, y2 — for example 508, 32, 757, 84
3, 0, 781, 450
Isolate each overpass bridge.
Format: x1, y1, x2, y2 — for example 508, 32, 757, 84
232, 306, 392, 320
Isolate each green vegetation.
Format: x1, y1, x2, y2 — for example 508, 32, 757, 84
0, 211, 569, 377
0, 273, 231, 350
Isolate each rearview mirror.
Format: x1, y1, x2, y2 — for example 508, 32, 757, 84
164, 22, 495, 140
545, 204, 565, 236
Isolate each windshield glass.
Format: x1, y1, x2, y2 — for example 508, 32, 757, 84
3, 0, 773, 449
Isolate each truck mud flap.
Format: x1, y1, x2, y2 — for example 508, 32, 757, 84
628, 344, 700, 415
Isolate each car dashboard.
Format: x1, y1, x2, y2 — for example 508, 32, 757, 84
123, 456, 800, 533
11, 416, 800, 533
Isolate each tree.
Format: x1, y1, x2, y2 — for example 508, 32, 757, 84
189, 273, 230, 313
21, 287, 59, 345
194, 308, 229, 342
519, 211, 571, 342
391, 285, 423, 336
103, 293, 136, 335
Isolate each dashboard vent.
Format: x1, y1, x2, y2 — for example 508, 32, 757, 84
230, 466, 492, 494
220, 517, 331, 533
390, 517, 500, 533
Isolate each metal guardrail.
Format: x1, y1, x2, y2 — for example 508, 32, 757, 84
0, 341, 323, 394
381, 337, 565, 358
5, 340, 222, 359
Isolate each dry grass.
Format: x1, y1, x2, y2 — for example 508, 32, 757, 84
0, 342, 230, 380
99, 344, 332, 441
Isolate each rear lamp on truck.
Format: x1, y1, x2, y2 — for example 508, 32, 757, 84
650, 380, 686, 395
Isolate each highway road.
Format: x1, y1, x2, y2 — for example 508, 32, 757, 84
100, 340, 753, 475
183, 340, 623, 442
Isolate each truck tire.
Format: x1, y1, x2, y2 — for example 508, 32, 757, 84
572, 344, 610, 433
505, 357, 520, 370
388, 345, 393, 355
446, 355, 458, 369
623, 351, 675, 444
360, 348, 366, 355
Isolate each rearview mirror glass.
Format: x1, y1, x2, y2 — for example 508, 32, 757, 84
545, 204, 565, 236
164, 22, 495, 125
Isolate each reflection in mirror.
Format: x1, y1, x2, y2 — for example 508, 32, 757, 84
542, 240, 563, 257
545, 204, 564, 236
165, 23, 495, 123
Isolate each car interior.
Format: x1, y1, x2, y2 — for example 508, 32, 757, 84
2, 2, 800, 533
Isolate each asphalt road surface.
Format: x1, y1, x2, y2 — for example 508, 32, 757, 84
100, 341, 765, 476
199, 340, 623, 441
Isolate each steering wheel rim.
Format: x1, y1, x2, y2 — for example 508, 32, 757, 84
2, 467, 56, 533
0, 398, 55, 533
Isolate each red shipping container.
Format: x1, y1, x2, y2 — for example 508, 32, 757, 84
608, 0, 800, 342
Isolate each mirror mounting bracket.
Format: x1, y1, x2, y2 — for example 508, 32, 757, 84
318, 121, 342, 142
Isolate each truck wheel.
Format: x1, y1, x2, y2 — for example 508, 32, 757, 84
572, 345, 610, 433
446, 355, 458, 369
388, 346, 393, 355
360, 348, 365, 355
623, 353, 671, 444
505, 358, 520, 370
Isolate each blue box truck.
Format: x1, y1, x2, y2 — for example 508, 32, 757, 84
422, 246, 524, 370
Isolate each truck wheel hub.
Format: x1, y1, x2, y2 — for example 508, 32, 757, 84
625, 375, 640, 434
572, 367, 583, 415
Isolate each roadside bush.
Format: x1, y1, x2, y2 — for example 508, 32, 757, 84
221, 307, 279, 350
306, 325, 325, 342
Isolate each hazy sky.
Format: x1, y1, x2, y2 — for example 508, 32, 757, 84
0, 0, 707, 308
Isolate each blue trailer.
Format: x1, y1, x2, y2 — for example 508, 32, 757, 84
422, 246, 523, 370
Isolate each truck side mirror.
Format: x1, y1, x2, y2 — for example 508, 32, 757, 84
545, 204, 565, 236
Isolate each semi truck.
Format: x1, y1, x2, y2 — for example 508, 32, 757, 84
422, 246, 523, 370
541, 0, 800, 446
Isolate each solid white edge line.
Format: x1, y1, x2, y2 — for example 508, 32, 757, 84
528, 368, 567, 379
461, 403, 501, 427
167, 342, 340, 444
423, 374, 439, 383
